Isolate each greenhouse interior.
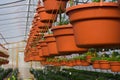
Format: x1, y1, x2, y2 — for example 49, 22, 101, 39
0, 0, 120, 80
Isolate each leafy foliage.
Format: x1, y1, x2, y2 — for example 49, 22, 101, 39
56, 14, 69, 25
30, 68, 120, 80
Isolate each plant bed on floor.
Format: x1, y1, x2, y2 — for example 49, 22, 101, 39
30, 67, 120, 80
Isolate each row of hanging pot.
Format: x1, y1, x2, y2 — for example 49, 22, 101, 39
0, 45, 9, 65
24, 0, 120, 62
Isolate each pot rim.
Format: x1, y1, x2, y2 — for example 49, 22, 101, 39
39, 40, 46, 43
51, 24, 72, 31
38, 6, 46, 12
44, 34, 54, 38
43, 0, 69, 1
66, 2, 119, 14
44, 34, 56, 42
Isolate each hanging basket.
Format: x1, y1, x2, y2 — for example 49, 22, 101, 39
39, 40, 49, 57
38, 6, 57, 23
43, 0, 69, 13
37, 44, 44, 57
66, 2, 120, 48
51, 24, 87, 55
37, 21, 52, 33
31, 56, 46, 61
44, 34, 59, 56
31, 47, 38, 56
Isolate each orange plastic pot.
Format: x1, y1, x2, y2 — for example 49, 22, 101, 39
92, 60, 100, 69
24, 57, 28, 62
31, 48, 38, 56
81, 60, 90, 66
51, 24, 87, 55
110, 61, 120, 72
66, 3, 120, 48
43, 0, 68, 13
67, 61, 74, 67
38, 21, 52, 33
39, 49, 43, 57
86, 55, 92, 63
32, 56, 45, 61
44, 34, 59, 56
70, 60, 77, 66
76, 60, 82, 66
0, 52, 9, 58
39, 40, 49, 57
37, 44, 43, 57
37, 21, 52, 28
35, 33, 42, 37
29, 55, 34, 61
61, 61, 66, 66
38, 6, 57, 23
99, 60, 110, 70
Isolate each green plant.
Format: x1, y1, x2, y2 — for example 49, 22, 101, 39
101, 57, 110, 61
101, 53, 109, 58
69, 0, 74, 7
73, 56, 81, 60
97, 77, 106, 80
79, 55, 86, 60
46, 58, 54, 62
108, 57, 120, 61
91, 57, 101, 62
111, 0, 117, 2
111, 51, 119, 57
56, 13, 69, 25
85, 48, 98, 57
8, 68, 18, 80
55, 58, 62, 62
62, 58, 69, 62
92, 0, 100, 2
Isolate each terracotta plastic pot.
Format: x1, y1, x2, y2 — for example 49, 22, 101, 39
31, 25, 40, 36
31, 47, 38, 56
76, 60, 82, 66
38, 21, 52, 28
35, 33, 42, 37
110, 61, 120, 72
51, 24, 87, 54
86, 55, 92, 63
70, 60, 77, 66
1, 60, 9, 64
61, 61, 66, 66
38, 6, 57, 23
0, 52, 9, 58
99, 60, 110, 70
24, 57, 28, 62
66, 2, 120, 48
37, 44, 43, 57
29, 55, 34, 61
43, 0, 68, 13
81, 60, 90, 66
67, 61, 74, 67
92, 60, 100, 69
32, 56, 45, 61
44, 34, 59, 56
38, 21, 52, 32
39, 40, 49, 57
